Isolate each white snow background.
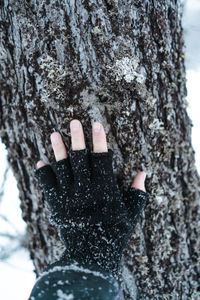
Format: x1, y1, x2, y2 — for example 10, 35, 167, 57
0, 1, 200, 299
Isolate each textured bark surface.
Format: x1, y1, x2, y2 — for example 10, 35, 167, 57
0, 0, 200, 299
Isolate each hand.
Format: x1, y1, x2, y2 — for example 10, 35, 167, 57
35, 119, 150, 276
36, 119, 147, 192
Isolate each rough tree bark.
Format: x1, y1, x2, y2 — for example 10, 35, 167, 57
0, 0, 199, 299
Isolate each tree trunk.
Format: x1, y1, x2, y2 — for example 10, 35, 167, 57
0, 0, 199, 299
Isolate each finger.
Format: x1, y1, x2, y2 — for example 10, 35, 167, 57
90, 149, 114, 184
92, 122, 108, 153
70, 119, 86, 150
69, 119, 90, 192
68, 148, 91, 192
34, 164, 57, 192
131, 171, 146, 192
51, 156, 73, 193
50, 132, 68, 162
122, 185, 149, 223
36, 160, 46, 169
34, 164, 61, 223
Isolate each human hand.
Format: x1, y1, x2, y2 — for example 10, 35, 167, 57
36, 119, 147, 192
34, 119, 150, 276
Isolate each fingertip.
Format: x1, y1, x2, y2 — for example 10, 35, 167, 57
92, 122, 108, 153
93, 122, 101, 133
131, 171, 147, 192
50, 131, 58, 138
50, 132, 61, 144
70, 118, 80, 124
36, 160, 46, 169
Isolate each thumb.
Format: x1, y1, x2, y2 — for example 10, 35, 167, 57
131, 171, 146, 192
36, 160, 47, 169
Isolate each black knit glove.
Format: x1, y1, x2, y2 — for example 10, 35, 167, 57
34, 148, 150, 277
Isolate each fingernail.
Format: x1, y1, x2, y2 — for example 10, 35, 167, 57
51, 133, 61, 144
93, 123, 101, 132
71, 120, 80, 131
36, 161, 45, 169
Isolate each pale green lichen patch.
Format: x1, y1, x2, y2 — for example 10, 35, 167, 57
148, 119, 165, 132
93, 26, 102, 35
38, 54, 66, 102
108, 57, 146, 84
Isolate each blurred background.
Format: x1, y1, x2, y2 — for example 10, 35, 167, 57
0, 1, 200, 299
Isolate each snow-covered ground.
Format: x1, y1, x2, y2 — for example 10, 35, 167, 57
0, 1, 199, 299
0, 142, 35, 300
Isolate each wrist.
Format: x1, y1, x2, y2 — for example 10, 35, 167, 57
59, 218, 132, 278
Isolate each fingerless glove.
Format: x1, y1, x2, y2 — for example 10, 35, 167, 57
34, 148, 150, 277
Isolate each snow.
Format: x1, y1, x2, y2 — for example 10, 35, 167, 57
56, 289, 74, 300
0, 140, 35, 300
0, 1, 200, 299
0, 249, 35, 300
